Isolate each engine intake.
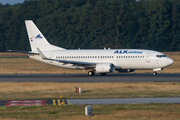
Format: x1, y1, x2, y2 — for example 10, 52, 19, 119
95, 63, 114, 73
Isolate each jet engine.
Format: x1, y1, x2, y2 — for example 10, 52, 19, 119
95, 63, 114, 73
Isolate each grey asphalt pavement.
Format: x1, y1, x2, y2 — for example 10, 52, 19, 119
0, 74, 179, 82
1, 98, 180, 106
68, 97, 180, 105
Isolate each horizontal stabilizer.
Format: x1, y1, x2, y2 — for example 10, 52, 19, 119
8, 50, 39, 55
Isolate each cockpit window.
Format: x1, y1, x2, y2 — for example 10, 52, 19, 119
156, 55, 166, 58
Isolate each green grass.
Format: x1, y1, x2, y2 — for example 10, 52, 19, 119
1, 90, 180, 100
0, 104, 180, 120
1, 82, 180, 100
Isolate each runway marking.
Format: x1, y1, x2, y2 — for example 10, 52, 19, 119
53, 99, 56, 105
66, 99, 70, 105
52, 99, 68, 106
5, 100, 46, 106
57, 99, 61, 106
1, 99, 68, 106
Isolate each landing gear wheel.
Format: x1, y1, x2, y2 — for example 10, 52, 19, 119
88, 71, 95, 76
153, 72, 157, 76
100, 73, 106, 76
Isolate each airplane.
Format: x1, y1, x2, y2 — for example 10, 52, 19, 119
9, 20, 174, 76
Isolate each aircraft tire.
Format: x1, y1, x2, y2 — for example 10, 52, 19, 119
88, 71, 95, 76
153, 72, 157, 76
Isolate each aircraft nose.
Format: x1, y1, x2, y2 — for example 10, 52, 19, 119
166, 58, 174, 66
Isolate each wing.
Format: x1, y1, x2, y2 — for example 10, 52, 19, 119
37, 48, 96, 67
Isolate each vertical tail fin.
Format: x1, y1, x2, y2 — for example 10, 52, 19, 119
25, 20, 66, 51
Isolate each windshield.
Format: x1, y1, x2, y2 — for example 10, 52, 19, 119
156, 55, 166, 58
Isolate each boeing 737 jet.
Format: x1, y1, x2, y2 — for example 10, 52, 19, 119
9, 20, 174, 76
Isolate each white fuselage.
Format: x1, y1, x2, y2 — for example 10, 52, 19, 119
29, 49, 173, 71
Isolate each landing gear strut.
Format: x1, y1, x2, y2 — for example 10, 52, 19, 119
88, 71, 95, 76
153, 72, 157, 76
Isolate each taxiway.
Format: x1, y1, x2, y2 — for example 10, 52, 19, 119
0, 74, 179, 82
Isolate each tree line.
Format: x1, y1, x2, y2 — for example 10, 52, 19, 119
0, 0, 180, 52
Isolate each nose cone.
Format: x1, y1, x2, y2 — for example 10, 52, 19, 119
166, 58, 174, 66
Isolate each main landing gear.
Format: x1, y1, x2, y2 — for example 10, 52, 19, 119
153, 72, 157, 76
88, 71, 95, 76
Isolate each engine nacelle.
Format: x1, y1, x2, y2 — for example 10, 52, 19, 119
95, 63, 114, 73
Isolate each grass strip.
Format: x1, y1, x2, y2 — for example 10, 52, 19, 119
0, 104, 180, 120
0, 82, 180, 100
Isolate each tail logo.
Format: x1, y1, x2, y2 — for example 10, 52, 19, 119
35, 34, 43, 39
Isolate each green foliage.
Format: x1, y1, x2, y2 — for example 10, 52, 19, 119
0, 0, 180, 51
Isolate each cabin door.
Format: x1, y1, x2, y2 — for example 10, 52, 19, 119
146, 53, 151, 62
